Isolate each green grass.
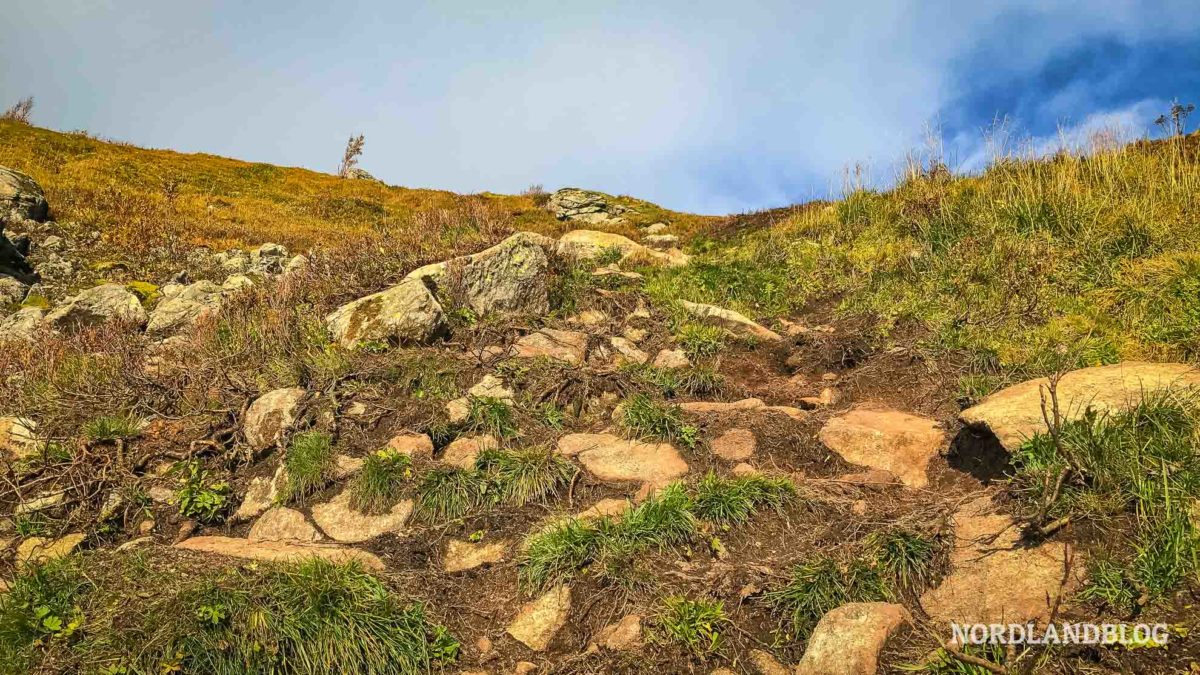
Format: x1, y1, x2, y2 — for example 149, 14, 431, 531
866, 527, 940, 594
658, 596, 727, 655
349, 449, 413, 514
1011, 395, 1200, 611
764, 556, 887, 638
622, 362, 724, 398
462, 396, 518, 439
81, 413, 143, 442
0, 557, 90, 672
674, 322, 727, 360
691, 473, 795, 524
415, 467, 479, 522
619, 393, 700, 449
414, 447, 576, 523
280, 432, 338, 504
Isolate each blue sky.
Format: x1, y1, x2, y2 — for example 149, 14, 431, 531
2, 1, 1198, 214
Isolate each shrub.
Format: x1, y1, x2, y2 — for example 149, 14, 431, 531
2, 96, 33, 124
764, 556, 886, 637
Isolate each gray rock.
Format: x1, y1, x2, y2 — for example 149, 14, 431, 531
325, 277, 446, 349
146, 280, 223, 333
244, 388, 307, 452
44, 284, 148, 332
405, 232, 552, 317
548, 188, 629, 224
250, 243, 289, 275
0, 275, 28, 305
39, 235, 64, 252
0, 166, 48, 224
0, 307, 43, 341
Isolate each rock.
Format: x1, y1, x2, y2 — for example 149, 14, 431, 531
678, 300, 782, 342
558, 230, 689, 268
44, 284, 148, 332
244, 388, 307, 452
514, 329, 588, 365
608, 337, 649, 365
622, 326, 647, 343
576, 498, 631, 520
14, 491, 64, 515
548, 188, 629, 224
346, 167, 383, 182
591, 264, 644, 282
711, 428, 756, 461
961, 362, 1200, 451
248, 507, 321, 542
444, 539, 508, 572
334, 454, 364, 479
749, 649, 790, 675
507, 585, 572, 652
311, 490, 413, 543
146, 280, 223, 332
818, 407, 944, 488
643, 234, 679, 250
0, 416, 39, 460
40, 235, 64, 252
175, 535, 385, 570
16, 533, 84, 565
249, 243, 289, 275
0, 306, 42, 341
568, 309, 609, 326
514, 663, 537, 675
448, 375, 515, 423
800, 387, 841, 409
222, 274, 254, 292
795, 603, 911, 675
116, 536, 154, 552
387, 433, 435, 459
284, 254, 309, 276
642, 222, 669, 234
233, 470, 282, 521
652, 348, 690, 370
325, 277, 447, 349
137, 518, 155, 535
680, 398, 805, 421
0, 276, 28, 304
592, 615, 643, 651
442, 435, 499, 469
731, 462, 759, 477
921, 495, 1081, 625
556, 433, 688, 485
0, 167, 48, 224
405, 232, 553, 317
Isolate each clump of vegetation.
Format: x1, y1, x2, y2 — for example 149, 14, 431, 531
1012, 395, 1200, 612
674, 322, 726, 360
415, 448, 576, 523
622, 362, 724, 398
415, 467, 478, 522
463, 396, 519, 439
280, 432, 338, 504
0, 558, 89, 670
82, 413, 143, 442
349, 448, 413, 513
174, 460, 231, 524
658, 596, 727, 655
619, 394, 699, 449
2, 96, 33, 124
866, 527, 940, 595
691, 473, 795, 524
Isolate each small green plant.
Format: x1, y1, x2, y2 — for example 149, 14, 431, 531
174, 460, 230, 524
475, 447, 577, 507
619, 394, 699, 449
463, 396, 519, 439
0, 557, 90, 669
349, 449, 413, 513
536, 402, 566, 430
622, 362, 724, 398
596, 245, 624, 266
281, 431, 337, 504
764, 555, 886, 637
866, 528, 938, 594
659, 596, 727, 654
416, 468, 479, 522
82, 414, 143, 442
691, 473, 795, 524
675, 322, 726, 360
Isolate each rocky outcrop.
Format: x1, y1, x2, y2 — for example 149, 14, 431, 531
558, 230, 689, 268
244, 387, 307, 452
961, 362, 1200, 451
325, 277, 446, 349
0, 167, 49, 224
44, 284, 148, 332
678, 300, 782, 341
405, 232, 553, 317
818, 407, 944, 488
507, 585, 572, 651
796, 603, 911, 675
548, 188, 629, 224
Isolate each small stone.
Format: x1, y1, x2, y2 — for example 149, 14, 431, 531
592, 614, 643, 651
513, 663, 537, 675
568, 309, 608, 326
14, 491, 64, 515
387, 433, 435, 459
678, 300, 782, 342
311, 490, 413, 543
248, 507, 321, 542
750, 649, 790, 675
442, 435, 499, 469
334, 455, 365, 479
642, 222, 669, 234
0, 416, 39, 460
116, 536, 154, 552
621, 326, 647, 343
608, 337, 649, 365
731, 462, 759, 477
507, 585, 572, 652
476, 636, 493, 655
652, 348, 690, 370
514, 329, 588, 365
137, 519, 155, 535
711, 428, 756, 461
444, 539, 508, 572
576, 498, 630, 520
148, 486, 175, 504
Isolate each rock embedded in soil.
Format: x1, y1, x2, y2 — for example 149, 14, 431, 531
404, 232, 553, 317
448, 375, 515, 422
310, 490, 413, 543
558, 229, 689, 268
590, 614, 643, 651
678, 299, 782, 342
680, 398, 806, 421
0, 416, 39, 460
44, 283, 148, 332
961, 361, 1200, 451
443, 539, 508, 572
652, 348, 691, 370
442, 434, 499, 469
248, 507, 321, 542
16, 533, 85, 565
233, 469, 282, 521
513, 328, 589, 365
146, 280, 223, 333
711, 428, 756, 461
749, 649, 790, 675
921, 494, 1081, 625
576, 498, 631, 520
175, 535, 385, 569
556, 433, 688, 485
14, 491, 64, 515
0, 166, 49, 223
641, 222, 669, 234
817, 406, 944, 488
0, 306, 44, 341
243, 387, 307, 452
643, 233, 679, 250
325, 277, 446, 349
608, 336, 649, 365
506, 585, 572, 652
387, 432, 435, 458
795, 602, 911, 675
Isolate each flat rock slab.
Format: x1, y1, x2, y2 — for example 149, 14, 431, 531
577, 498, 631, 520
248, 507, 321, 542
556, 433, 688, 485
311, 490, 413, 543
444, 539, 508, 573
233, 468, 283, 521
680, 398, 805, 421
961, 362, 1200, 451
796, 602, 911, 675
17, 533, 85, 565
442, 435, 499, 469
591, 614, 643, 651
679, 300, 782, 341
507, 585, 572, 651
711, 428, 756, 461
175, 536, 384, 570
921, 495, 1080, 625
818, 407, 944, 488
387, 432, 434, 458
514, 328, 588, 365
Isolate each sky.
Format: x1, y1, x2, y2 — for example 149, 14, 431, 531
2, 1, 1199, 215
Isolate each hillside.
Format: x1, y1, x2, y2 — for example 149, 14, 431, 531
2, 123, 1200, 674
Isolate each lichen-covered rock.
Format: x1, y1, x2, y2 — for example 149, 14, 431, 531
558, 230, 689, 268
405, 232, 553, 317
507, 585, 572, 651
249, 242, 289, 275
146, 280, 223, 333
0, 166, 48, 223
244, 388, 307, 452
0, 307, 43, 342
548, 188, 629, 224
44, 284, 148, 332
679, 300, 782, 341
0, 275, 28, 304
325, 277, 446, 349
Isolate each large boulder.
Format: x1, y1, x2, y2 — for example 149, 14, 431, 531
817, 407, 944, 488
961, 362, 1200, 451
548, 188, 629, 224
325, 277, 446, 349
796, 603, 911, 675
405, 232, 553, 317
146, 280, 223, 333
244, 387, 307, 452
0, 166, 48, 224
558, 230, 689, 268
44, 284, 148, 332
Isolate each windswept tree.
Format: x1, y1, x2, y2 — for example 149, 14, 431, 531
1, 96, 34, 124
337, 134, 365, 178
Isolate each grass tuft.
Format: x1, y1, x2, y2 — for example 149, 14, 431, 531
619, 394, 699, 449
349, 448, 413, 514
658, 596, 727, 654
691, 473, 795, 524
82, 413, 143, 442
280, 431, 338, 504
